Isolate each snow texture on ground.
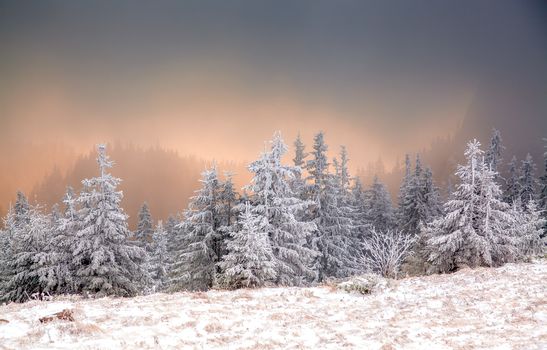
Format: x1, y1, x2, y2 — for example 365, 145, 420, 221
0, 260, 545, 349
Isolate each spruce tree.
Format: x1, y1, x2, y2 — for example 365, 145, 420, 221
367, 176, 396, 232
306, 132, 329, 202
4, 205, 54, 302
539, 138, 547, 237
504, 156, 520, 204
150, 221, 169, 292
135, 202, 154, 248
485, 128, 504, 174
219, 203, 276, 288
519, 153, 537, 208
426, 140, 516, 272
246, 132, 317, 285
14, 191, 30, 228
291, 133, 309, 199
72, 144, 146, 297
512, 200, 545, 257
170, 167, 221, 291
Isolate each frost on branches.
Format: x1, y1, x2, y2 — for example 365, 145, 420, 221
72, 144, 146, 297
244, 132, 317, 286
361, 228, 415, 278
218, 203, 276, 288
426, 140, 518, 272
170, 167, 221, 291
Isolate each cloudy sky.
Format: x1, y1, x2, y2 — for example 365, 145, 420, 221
1, 0, 546, 169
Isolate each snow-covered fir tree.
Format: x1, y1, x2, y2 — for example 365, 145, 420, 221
217, 171, 238, 258
511, 200, 545, 257
313, 170, 358, 280
3, 205, 55, 302
14, 191, 30, 228
485, 128, 504, 174
245, 132, 317, 285
367, 176, 396, 232
397, 154, 412, 218
426, 140, 516, 272
539, 138, 547, 237
135, 202, 154, 248
421, 167, 443, 221
291, 133, 308, 198
150, 221, 169, 292
170, 167, 221, 291
397, 155, 426, 235
219, 203, 276, 288
0, 208, 17, 301
134, 202, 155, 291
72, 144, 147, 297
350, 177, 370, 246
519, 153, 537, 208
504, 156, 520, 204
306, 132, 329, 203
48, 187, 80, 294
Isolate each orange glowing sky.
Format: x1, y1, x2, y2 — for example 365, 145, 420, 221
1, 1, 546, 218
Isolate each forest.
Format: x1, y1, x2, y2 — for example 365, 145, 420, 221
0, 130, 545, 302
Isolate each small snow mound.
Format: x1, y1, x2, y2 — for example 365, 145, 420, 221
337, 273, 388, 295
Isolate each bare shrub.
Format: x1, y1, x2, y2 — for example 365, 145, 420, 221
361, 228, 415, 278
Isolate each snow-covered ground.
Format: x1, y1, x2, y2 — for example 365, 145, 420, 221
1, 260, 545, 350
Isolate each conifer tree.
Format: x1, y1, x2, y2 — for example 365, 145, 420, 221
306, 132, 329, 202
504, 156, 520, 204
150, 221, 169, 291
246, 132, 317, 285
519, 153, 537, 208
485, 128, 504, 174
291, 133, 308, 199
170, 167, 221, 291
512, 200, 545, 257
14, 191, 30, 228
426, 140, 516, 272
4, 205, 55, 302
367, 176, 396, 232
219, 203, 276, 288
136, 202, 154, 247
539, 138, 547, 237
72, 144, 146, 297
217, 172, 238, 258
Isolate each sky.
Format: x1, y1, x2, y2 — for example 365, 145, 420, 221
0, 1, 546, 203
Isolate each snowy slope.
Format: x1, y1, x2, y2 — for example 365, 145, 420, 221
1, 260, 545, 350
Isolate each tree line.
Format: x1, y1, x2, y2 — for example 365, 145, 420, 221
0, 130, 545, 302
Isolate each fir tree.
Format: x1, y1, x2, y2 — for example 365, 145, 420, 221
72, 144, 146, 297
306, 132, 329, 202
519, 153, 537, 208
217, 172, 238, 258
219, 203, 276, 288
135, 202, 154, 247
291, 133, 308, 199
539, 138, 547, 237
512, 200, 545, 257
485, 128, 504, 174
14, 191, 30, 228
4, 205, 55, 302
504, 156, 520, 204
314, 171, 357, 280
246, 132, 317, 285
367, 176, 396, 232
170, 167, 221, 291
150, 221, 169, 292
48, 187, 80, 294
426, 140, 516, 272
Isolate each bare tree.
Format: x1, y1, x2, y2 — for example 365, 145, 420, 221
361, 228, 415, 278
